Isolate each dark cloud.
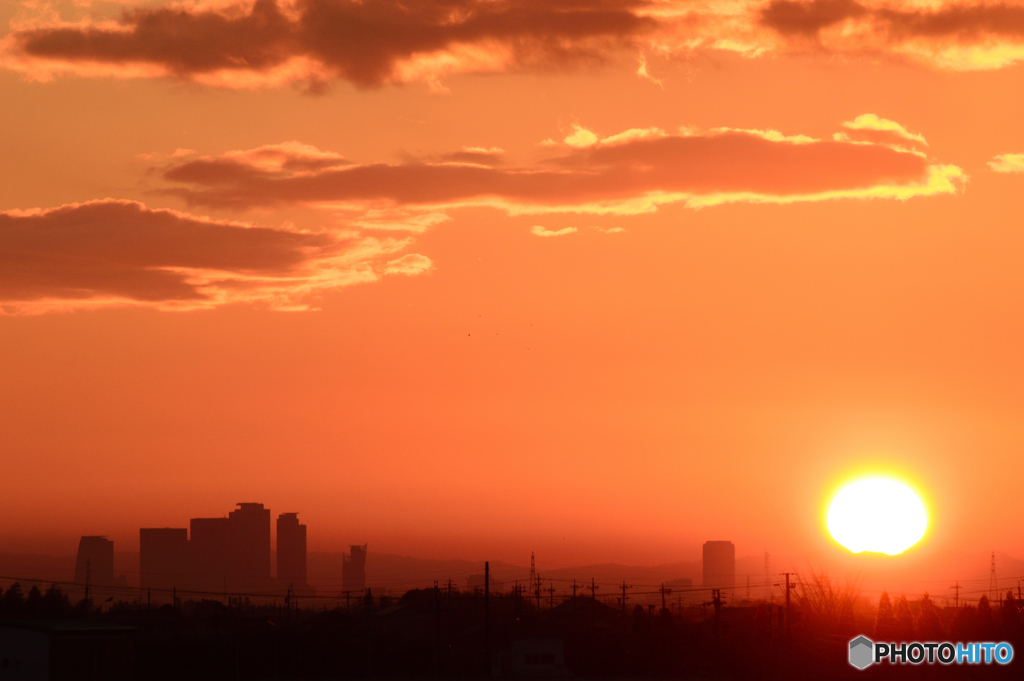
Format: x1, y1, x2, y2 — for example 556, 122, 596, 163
15, 0, 294, 75
876, 3, 1024, 40
7, 0, 657, 88
761, 0, 1024, 41
8, 1, 1024, 83
0, 200, 421, 312
760, 0, 866, 37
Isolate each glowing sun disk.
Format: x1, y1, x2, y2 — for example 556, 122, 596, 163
827, 478, 927, 555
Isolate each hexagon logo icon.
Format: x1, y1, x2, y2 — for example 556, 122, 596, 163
849, 635, 874, 669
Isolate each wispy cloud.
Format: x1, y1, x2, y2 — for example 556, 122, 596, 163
158, 118, 965, 217
531, 225, 578, 237
988, 153, 1024, 173
2, 117, 967, 314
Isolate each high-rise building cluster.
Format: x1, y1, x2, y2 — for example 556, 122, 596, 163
137, 502, 308, 596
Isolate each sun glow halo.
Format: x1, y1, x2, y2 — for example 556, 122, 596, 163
827, 478, 927, 555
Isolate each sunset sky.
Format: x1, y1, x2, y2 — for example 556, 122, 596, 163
2, 0, 1024, 578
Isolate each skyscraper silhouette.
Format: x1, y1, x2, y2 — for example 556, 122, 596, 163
189, 503, 272, 592
276, 512, 307, 587
75, 536, 114, 587
189, 516, 233, 592
702, 540, 735, 591
228, 502, 271, 585
343, 544, 367, 593
140, 527, 188, 594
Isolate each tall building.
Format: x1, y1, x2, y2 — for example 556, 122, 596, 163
276, 513, 307, 587
74, 536, 114, 587
228, 502, 272, 583
702, 540, 735, 591
342, 544, 367, 594
189, 516, 233, 592
188, 503, 272, 593
140, 528, 188, 593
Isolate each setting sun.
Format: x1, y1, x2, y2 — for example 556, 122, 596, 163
827, 478, 928, 555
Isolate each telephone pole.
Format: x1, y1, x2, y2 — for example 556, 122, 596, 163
781, 572, 796, 638
587, 578, 599, 600
659, 583, 672, 611
547, 583, 555, 610
702, 589, 724, 647
433, 581, 441, 674
619, 581, 632, 615
951, 581, 961, 608
84, 560, 91, 607
484, 562, 490, 672
990, 552, 998, 602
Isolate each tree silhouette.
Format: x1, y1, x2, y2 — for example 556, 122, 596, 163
951, 605, 979, 640
24, 585, 43, 617
999, 590, 1019, 635
916, 592, 944, 640
875, 591, 896, 639
893, 595, 915, 641
1, 582, 24, 617
42, 585, 71, 619
977, 595, 996, 639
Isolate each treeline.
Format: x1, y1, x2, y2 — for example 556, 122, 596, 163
3, 579, 1023, 679
0, 582, 82, 619
873, 590, 1022, 641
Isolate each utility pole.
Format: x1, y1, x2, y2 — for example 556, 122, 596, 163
548, 583, 555, 610
781, 573, 796, 638
702, 589, 723, 647
484, 561, 490, 672
434, 581, 441, 675
571, 579, 579, 600
951, 582, 961, 608
588, 578, 599, 601
990, 552, 998, 602
619, 581, 632, 616
659, 583, 672, 611
529, 553, 536, 600
535, 573, 542, 612
84, 560, 91, 608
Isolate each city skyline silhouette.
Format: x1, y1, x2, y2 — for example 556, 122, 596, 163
6, 0, 1024, 676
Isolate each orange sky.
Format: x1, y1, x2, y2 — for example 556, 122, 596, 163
2, 1, 1024, 581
